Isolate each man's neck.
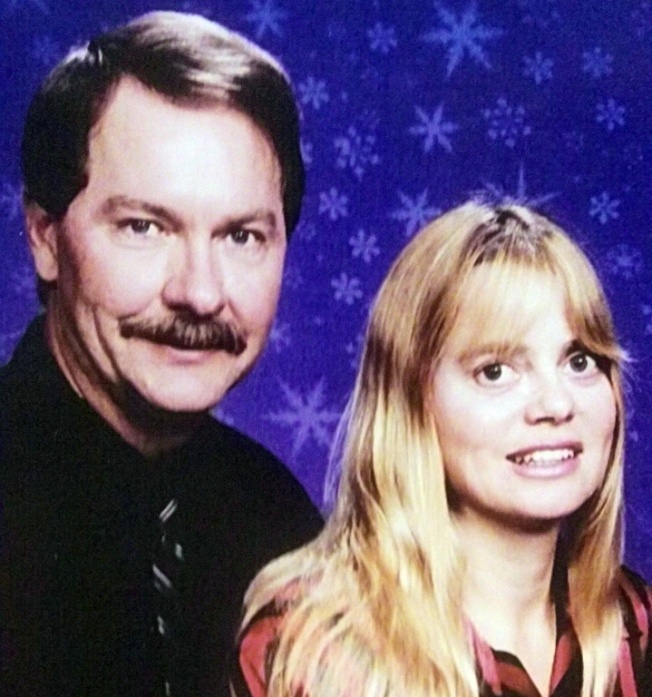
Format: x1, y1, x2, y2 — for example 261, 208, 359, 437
45, 316, 204, 457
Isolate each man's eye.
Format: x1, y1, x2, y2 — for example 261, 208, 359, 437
120, 219, 160, 235
229, 229, 258, 245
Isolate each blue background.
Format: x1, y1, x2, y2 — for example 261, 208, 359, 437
1, 0, 651, 576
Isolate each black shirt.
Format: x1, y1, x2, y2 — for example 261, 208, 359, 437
0, 317, 323, 696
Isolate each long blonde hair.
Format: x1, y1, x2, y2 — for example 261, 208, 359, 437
240, 202, 625, 697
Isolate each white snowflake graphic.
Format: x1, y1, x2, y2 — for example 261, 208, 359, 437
642, 305, 652, 335
266, 379, 341, 456
31, 35, 60, 65
269, 320, 291, 352
632, 1, 652, 39
298, 76, 329, 110
300, 139, 313, 167
522, 51, 553, 84
345, 331, 365, 369
518, 0, 560, 28
4, 0, 48, 12
589, 192, 620, 224
482, 98, 531, 148
409, 105, 458, 154
596, 98, 626, 131
582, 47, 614, 78
244, 0, 287, 39
367, 22, 397, 54
422, 2, 503, 78
333, 125, 380, 180
0, 180, 22, 220
604, 244, 643, 279
331, 272, 363, 305
318, 187, 349, 221
390, 189, 441, 237
349, 229, 380, 264
479, 162, 559, 207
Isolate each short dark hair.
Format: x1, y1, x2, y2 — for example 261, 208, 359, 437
21, 11, 305, 233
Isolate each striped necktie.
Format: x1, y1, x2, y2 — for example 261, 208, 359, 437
153, 497, 184, 696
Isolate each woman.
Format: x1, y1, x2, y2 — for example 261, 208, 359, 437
232, 202, 651, 697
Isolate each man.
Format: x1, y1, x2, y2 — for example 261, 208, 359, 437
0, 12, 322, 697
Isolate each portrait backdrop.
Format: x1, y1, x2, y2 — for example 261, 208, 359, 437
1, 0, 651, 575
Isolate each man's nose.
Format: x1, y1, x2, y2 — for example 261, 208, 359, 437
525, 371, 575, 425
162, 238, 225, 317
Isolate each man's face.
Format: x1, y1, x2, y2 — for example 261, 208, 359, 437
32, 77, 287, 416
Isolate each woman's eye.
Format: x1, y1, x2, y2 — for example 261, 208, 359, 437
568, 351, 598, 374
474, 362, 516, 386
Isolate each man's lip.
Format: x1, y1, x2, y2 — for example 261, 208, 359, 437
506, 442, 583, 464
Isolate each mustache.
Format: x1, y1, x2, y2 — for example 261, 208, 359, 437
120, 314, 247, 355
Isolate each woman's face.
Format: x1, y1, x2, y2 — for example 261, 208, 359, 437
431, 269, 617, 531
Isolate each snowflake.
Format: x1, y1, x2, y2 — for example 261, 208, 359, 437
31, 35, 60, 65
642, 305, 652, 335
518, 0, 560, 28
333, 125, 380, 180
269, 320, 291, 352
604, 244, 643, 280
582, 47, 614, 79
422, 2, 503, 78
0, 180, 22, 220
479, 162, 559, 207
367, 22, 397, 54
298, 76, 329, 110
390, 189, 441, 237
596, 98, 626, 131
522, 51, 553, 85
266, 379, 340, 456
4, 0, 49, 12
349, 229, 380, 263
482, 98, 531, 148
409, 105, 458, 154
632, 1, 652, 39
331, 272, 363, 305
589, 192, 620, 224
345, 331, 365, 369
318, 187, 349, 220
295, 220, 317, 241
244, 0, 287, 39
300, 139, 313, 167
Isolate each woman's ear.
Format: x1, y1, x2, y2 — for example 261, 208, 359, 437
24, 202, 59, 282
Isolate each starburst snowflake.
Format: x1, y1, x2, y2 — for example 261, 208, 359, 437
596, 98, 626, 131
318, 187, 349, 221
482, 98, 531, 148
522, 51, 553, 85
390, 189, 441, 237
298, 76, 329, 110
244, 0, 287, 39
589, 192, 620, 224
266, 379, 341, 456
367, 22, 397, 54
331, 272, 363, 305
423, 2, 503, 78
409, 105, 458, 153
582, 47, 614, 78
269, 320, 291, 352
478, 162, 559, 207
333, 125, 380, 180
349, 229, 380, 264
604, 244, 643, 279
0, 180, 22, 220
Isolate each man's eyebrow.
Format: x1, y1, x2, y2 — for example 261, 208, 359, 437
227, 209, 279, 229
100, 196, 183, 227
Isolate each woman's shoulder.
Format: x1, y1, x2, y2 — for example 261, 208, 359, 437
618, 566, 652, 643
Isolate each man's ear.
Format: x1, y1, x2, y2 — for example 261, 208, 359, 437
24, 202, 59, 282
